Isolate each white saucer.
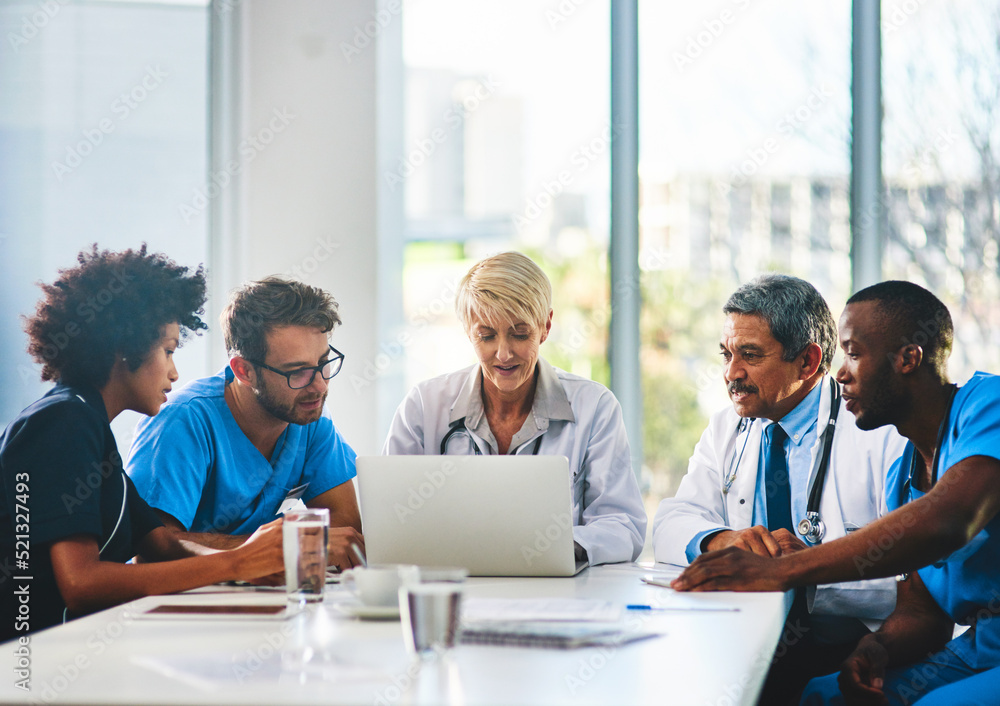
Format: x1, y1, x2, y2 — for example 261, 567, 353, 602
333, 603, 400, 620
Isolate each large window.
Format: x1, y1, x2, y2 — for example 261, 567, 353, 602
0, 0, 210, 446
399, 0, 612, 388
882, 0, 1000, 381
397, 3, 864, 535
638, 3, 852, 503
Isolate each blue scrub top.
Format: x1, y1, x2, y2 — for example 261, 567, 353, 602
886, 372, 1000, 669
126, 367, 357, 534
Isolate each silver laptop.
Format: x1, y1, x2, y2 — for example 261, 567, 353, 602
357, 455, 587, 577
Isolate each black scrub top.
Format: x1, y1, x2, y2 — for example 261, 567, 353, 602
0, 385, 162, 640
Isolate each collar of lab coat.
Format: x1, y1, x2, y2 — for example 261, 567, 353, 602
448, 358, 576, 432
768, 378, 822, 448
723, 374, 837, 503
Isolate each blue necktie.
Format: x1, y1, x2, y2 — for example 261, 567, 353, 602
764, 424, 811, 636
764, 423, 792, 533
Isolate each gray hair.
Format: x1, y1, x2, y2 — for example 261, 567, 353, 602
724, 274, 837, 371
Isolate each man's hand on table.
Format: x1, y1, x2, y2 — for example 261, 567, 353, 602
671, 546, 792, 592
704, 526, 807, 558
328, 527, 366, 571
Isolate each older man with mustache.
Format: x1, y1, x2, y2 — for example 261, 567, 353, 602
652, 274, 906, 704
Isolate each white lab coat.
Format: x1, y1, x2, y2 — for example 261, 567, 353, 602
653, 376, 907, 630
383, 360, 647, 566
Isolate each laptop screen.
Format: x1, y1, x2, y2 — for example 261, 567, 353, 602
357, 455, 582, 577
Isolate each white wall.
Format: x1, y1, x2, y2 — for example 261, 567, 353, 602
211, 0, 397, 455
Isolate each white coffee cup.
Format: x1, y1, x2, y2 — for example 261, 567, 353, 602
342, 565, 419, 607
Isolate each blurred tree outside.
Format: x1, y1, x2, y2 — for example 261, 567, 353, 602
882, 0, 1000, 380
397, 0, 1000, 521
639, 269, 735, 499
541, 242, 730, 500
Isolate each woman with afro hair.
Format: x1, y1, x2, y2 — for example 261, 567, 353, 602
1, 245, 284, 639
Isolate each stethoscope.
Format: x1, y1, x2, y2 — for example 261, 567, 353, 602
796, 377, 841, 544
900, 384, 958, 501
440, 419, 543, 455
722, 417, 755, 495
722, 377, 841, 544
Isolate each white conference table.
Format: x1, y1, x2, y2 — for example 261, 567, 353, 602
1, 564, 789, 706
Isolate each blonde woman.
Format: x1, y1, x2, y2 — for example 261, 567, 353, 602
383, 252, 646, 566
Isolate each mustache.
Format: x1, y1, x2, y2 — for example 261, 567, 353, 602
728, 381, 758, 395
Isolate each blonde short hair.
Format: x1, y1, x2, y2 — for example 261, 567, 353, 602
456, 252, 552, 333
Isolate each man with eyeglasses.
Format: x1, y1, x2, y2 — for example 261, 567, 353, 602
126, 276, 364, 570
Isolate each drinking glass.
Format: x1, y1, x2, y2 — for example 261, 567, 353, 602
399, 567, 467, 659
283, 508, 329, 604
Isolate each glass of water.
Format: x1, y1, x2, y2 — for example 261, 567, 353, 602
399, 567, 467, 659
283, 508, 329, 604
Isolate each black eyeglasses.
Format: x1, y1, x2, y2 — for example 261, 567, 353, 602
245, 345, 345, 389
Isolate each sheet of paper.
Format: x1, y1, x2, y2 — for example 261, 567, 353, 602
641, 564, 685, 579
639, 577, 740, 611
460, 621, 662, 649
462, 598, 622, 623
593, 562, 683, 578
